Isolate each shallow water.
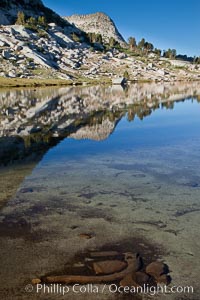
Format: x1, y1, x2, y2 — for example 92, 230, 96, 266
0, 83, 200, 299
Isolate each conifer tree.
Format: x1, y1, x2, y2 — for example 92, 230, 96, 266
15, 11, 25, 25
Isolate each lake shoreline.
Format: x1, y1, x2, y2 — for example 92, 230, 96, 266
1, 76, 200, 89
0, 77, 112, 88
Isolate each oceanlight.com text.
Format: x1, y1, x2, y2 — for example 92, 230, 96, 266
25, 283, 194, 296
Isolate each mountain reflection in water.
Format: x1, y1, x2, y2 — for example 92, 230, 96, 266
0, 83, 200, 299
1, 82, 200, 167
0, 82, 200, 207
0, 82, 200, 205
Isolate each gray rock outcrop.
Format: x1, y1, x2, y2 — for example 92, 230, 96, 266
65, 12, 126, 46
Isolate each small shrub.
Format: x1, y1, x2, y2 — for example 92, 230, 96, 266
71, 33, 81, 42
37, 29, 48, 39
27, 58, 34, 63
123, 70, 130, 80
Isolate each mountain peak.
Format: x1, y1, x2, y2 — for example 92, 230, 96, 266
64, 12, 126, 46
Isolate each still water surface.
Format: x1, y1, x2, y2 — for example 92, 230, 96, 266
0, 83, 199, 299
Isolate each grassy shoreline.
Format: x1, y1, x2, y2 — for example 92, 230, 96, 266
0, 77, 112, 88
1, 76, 199, 89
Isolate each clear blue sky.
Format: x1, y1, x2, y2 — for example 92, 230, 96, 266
43, 0, 199, 56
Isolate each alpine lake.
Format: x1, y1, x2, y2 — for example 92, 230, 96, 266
0, 82, 200, 300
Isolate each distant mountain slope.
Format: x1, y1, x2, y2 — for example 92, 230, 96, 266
0, 0, 69, 27
64, 12, 126, 46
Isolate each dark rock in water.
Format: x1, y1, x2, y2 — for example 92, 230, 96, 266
42, 252, 140, 284
120, 273, 138, 288
146, 262, 169, 278
79, 233, 93, 239
156, 274, 171, 285
70, 225, 78, 230
135, 253, 143, 271
93, 260, 127, 275
174, 208, 200, 217
134, 271, 150, 285
190, 182, 199, 188
83, 200, 92, 204
79, 192, 97, 199
184, 182, 199, 188
32, 278, 41, 285
34, 245, 171, 290
19, 187, 33, 193
18, 218, 29, 227
90, 251, 120, 258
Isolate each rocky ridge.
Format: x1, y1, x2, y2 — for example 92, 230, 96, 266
0, 24, 87, 80
0, 1, 200, 82
65, 12, 126, 46
1, 24, 200, 82
0, 0, 69, 27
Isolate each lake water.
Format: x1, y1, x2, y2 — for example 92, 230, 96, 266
0, 83, 199, 300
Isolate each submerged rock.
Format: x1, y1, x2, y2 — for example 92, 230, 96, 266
134, 253, 143, 271
134, 271, 150, 285
79, 233, 93, 239
93, 260, 127, 275
146, 261, 169, 278
120, 273, 138, 288
90, 251, 120, 258
31, 245, 171, 290
32, 278, 41, 284
120, 271, 150, 288
156, 274, 171, 285
19, 188, 33, 193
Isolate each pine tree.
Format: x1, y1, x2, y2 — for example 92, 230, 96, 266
128, 37, 137, 50
123, 70, 130, 80
96, 34, 103, 44
109, 37, 116, 48
154, 48, 161, 57
15, 11, 25, 25
138, 38, 145, 51
144, 42, 154, 53
38, 16, 48, 29
27, 17, 36, 26
72, 33, 80, 42
163, 48, 177, 59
